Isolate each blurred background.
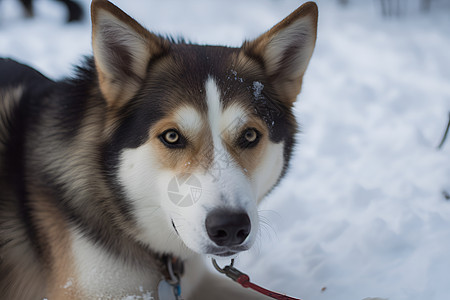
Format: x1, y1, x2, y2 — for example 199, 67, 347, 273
1, 1, 450, 300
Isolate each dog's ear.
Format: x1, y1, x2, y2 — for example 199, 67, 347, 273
91, 0, 169, 107
242, 2, 318, 104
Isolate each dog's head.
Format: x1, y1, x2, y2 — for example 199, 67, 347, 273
91, 0, 317, 258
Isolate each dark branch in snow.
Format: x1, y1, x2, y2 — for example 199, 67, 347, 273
437, 112, 450, 150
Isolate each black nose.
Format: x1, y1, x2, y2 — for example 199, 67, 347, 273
205, 210, 251, 247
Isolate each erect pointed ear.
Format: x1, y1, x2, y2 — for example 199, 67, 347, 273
91, 0, 169, 107
242, 2, 318, 104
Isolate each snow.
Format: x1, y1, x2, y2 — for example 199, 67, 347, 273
253, 81, 264, 99
1, 0, 450, 299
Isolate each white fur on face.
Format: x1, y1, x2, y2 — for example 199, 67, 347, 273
205, 78, 222, 146
251, 142, 284, 201
173, 105, 204, 136
119, 143, 192, 258
117, 78, 285, 257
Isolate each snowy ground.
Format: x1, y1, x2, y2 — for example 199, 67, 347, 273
1, 0, 450, 299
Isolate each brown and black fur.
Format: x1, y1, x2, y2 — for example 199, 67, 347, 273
0, 0, 318, 298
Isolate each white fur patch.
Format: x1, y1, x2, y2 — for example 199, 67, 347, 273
172, 105, 203, 139
205, 78, 222, 145
251, 142, 284, 201
220, 103, 249, 138
119, 140, 216, 255
119, 143, 191, 258
71, 230, 157, 298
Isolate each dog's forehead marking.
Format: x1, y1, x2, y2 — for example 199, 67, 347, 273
205, 77, 249, 137
205, 77, 232, 179
205, 77, 222, 144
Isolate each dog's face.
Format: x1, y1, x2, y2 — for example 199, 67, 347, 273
91, 0, 317, 258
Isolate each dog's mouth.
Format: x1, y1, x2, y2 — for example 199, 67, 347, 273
214, 251, 238, 257
171, 219, 178, 235
205, 245, 249, 257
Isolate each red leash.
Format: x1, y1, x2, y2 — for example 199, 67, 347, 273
212, 259, 302, 300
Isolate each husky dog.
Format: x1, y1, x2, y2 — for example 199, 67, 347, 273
0, 0, 317, 299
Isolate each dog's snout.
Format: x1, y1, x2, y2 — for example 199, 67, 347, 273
205, 210, 251, 247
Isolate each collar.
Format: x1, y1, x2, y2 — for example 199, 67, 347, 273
156, 254, 184, 299
159, 254, 184, 283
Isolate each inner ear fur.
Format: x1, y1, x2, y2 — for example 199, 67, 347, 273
91, 0, 170, 108
242, 2, 318, 104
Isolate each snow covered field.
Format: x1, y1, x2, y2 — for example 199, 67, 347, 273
1, 0, 450, 299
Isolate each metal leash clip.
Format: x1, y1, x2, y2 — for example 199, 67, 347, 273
211, 258, 302, 300
212, 258, 247, 282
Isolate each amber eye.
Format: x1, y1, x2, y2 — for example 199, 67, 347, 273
244, 128, 258, 143
237, 128, 261, 149
164, 130, 179, 143
159, 129, 186, 148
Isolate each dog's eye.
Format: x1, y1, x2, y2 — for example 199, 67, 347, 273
160, 129, 185, 148
244, 129, 258, 143
165, 130, 179, 143
237, 128, 261, 149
